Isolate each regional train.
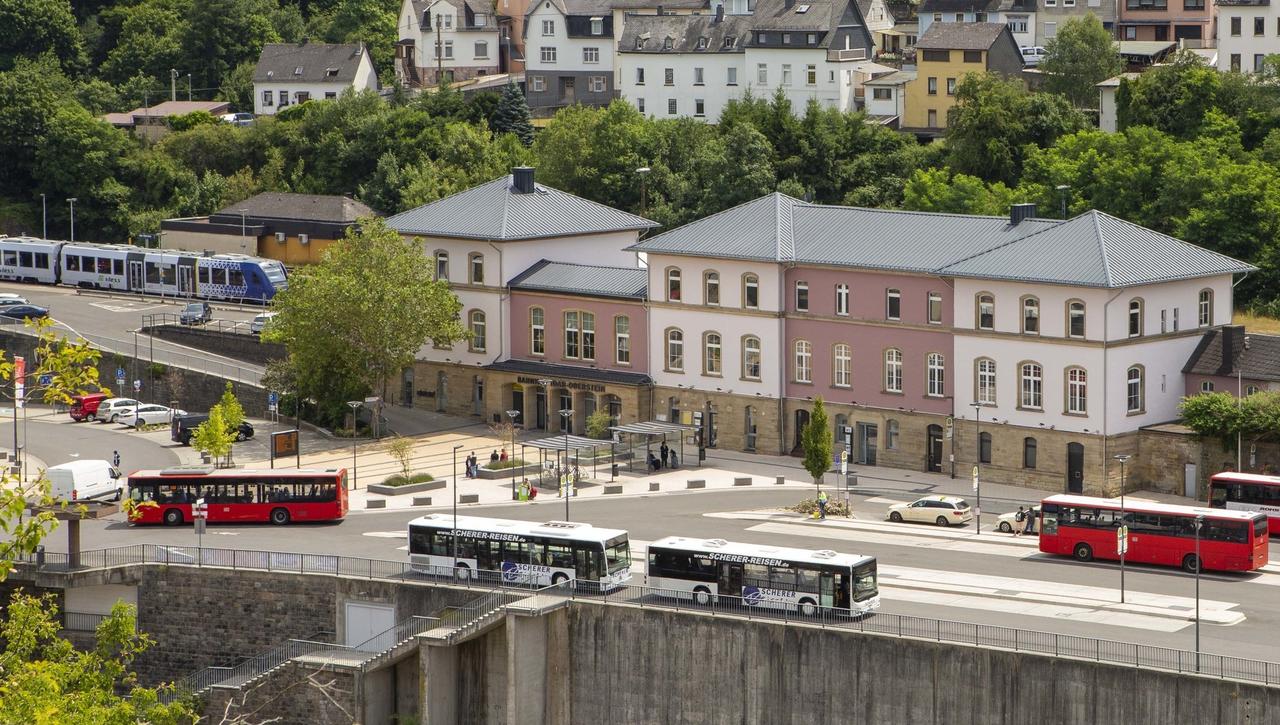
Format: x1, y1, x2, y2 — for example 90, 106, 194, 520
0, 236, 288, 302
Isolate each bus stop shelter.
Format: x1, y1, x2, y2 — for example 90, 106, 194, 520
609, 421, 700, 473
519, 434, 613, 487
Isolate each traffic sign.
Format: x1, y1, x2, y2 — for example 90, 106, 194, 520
971, 465, 979, 493
14, 356, 23, 409
1117, 525, 1129, 555
193, 498, 208, 520
268, 391, 279, 404
133, 379, 142, 392
38, 374, 51, 386
115, 367, 125, 384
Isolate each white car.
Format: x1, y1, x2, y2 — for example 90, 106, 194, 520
94, 397, 140, 423
0, 295, 27, 306
249, 311, 278, 334
1021, 46, 1046, 66
219, 112, 254, 126
115, 404, 186, 427
997, 505, 1041, 533
887, 495, 974, 527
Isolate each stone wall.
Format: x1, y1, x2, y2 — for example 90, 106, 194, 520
202, 661, 358, 725
143, 326, 286, 367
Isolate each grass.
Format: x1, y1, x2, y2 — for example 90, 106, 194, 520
380, 472, 435, 487
1235, 311, 1280, 334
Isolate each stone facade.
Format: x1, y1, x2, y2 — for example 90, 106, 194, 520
203, 661, 358, 725
654, 386, 783, 456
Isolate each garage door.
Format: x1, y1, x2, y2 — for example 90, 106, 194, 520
344, 601, 396, 649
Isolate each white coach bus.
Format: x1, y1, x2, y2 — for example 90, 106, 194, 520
646, 537, 879, 615
407, 514, 632, 590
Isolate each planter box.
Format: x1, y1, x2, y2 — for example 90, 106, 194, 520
366, 499, 386, 509
476, 463, 539, 480
366, 479, 446, 496
775, 476, 786, 485
603, 485, 623, 495
686, 480, 706, 489
733, 477, 752, 486
649, 482, 661, 492
412, 496, 432, 506
459, 493, 479, 504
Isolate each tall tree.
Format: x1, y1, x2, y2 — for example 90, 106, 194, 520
180, 0, 279, 92
264, 217, 466, 424
0, 0, 86, 73
801, 397, 833, 490
491, 82, 534, 146
1116, 52, 1223, 138
1040, 15, 1124, 108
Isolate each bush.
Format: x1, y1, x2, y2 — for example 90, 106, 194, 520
585, 409, 613, 439
381, 472, 434, 487
787, 497, 851, 517
485, 458, 527, 471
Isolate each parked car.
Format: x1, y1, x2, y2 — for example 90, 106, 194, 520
46, 459, 122, 502
219, 112, 254, 126
887, 495, 974, 527
997, 505, 1041, 533
180, 301, 212, 325
69, 392, 109, 422
0, 297, 28, 306
171, 413, 254, 445
94, 397, 140, 423
0, 304, 48, 320
1021, 46, 1046, 66
116, 404, 187, 428
249, 311, 278, 335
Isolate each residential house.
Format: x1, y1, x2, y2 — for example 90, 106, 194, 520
1116, 0, 1213, 43
100, 101, 230, 141
618, 10, 753, 120
1035, 0, 1115, 46
1217, 0, 1280, 72
865, 0, 919, 52
385, 167, 657, 425
918, 0, 1036, 47
396, 0, 503, 87
863, 69, 914, 123
1184, 326, 1280, 396
252, 43, 378, 116
902, 22, 1023, 133
160, 193, 376, 264
524, 0, 617, 114
1096, 72, 1137, 131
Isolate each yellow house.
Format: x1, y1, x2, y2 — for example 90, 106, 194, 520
902, 22, 1024, 133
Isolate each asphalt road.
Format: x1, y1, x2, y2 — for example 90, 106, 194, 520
0, 413, 180, 472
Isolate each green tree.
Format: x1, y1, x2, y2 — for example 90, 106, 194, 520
0, 0, 86, 73
585, 409, 612, 440
491, 82, 534, 146
902, 168, 1016, 216
180, 0, 280, 92
264, 217, 466, 424
191, 403, 235, 465
0, 594, 197, 721
1040, 15, 1124, 108
385, 435, 415, 479
0, 55, 75, 196
1116, 52, 1223, 139
216, 382, 245, 434
217, 59, 256, 110
801, 397, 833, 489
99, 0, 186, 86
323, 0, 398, 82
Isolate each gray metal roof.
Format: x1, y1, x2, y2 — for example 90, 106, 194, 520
522, 434, 612, 451
619, 14, 753, 54
253, 43, 369, 84
939, 211, 1256, 288
915, 21, 1011, 50
509, 260, 647, 299
386, 174, 657, 241
630, 196, 1252, 287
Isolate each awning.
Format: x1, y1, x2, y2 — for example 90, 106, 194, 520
609, 421, 698, 436
522, 434, 610, 451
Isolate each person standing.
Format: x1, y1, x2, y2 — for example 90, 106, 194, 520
1013, 506, 1026, 536
660, 441, 670, 469
1023, 506, 1036, 536
817, 490, 829, 520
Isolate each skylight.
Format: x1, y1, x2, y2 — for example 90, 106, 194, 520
796, 3, 810, 11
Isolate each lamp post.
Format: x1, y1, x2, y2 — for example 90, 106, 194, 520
636, 166, 651, 218
346, 400, 361, 489
1114, 453, 1130, 604
537, 377, 552, 431
1237, 335, 1251, 471
1055, 184, 1071, 218
452, 443, 464, 574
67, 198, 77, 243
238, 209, 249, 255
560, 408, 573, 520
40, 194, 46, 239
971, 401, 982, 535
506, 409, 520, 499
1192, 514, 1204, 670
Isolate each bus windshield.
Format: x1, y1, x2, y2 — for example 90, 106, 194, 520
854, 562, 877, 602
605, 536, 630, 574
1255, 515, 1269, 539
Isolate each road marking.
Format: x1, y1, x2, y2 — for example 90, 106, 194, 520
879, 586, 1191, 633
363, 531, 407, 539
746, 521, 1037, 559
864, 496, 910, 506
89, 301, 165, 313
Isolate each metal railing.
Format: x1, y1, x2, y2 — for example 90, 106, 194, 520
17, 544, 1280, 687
140, 313, 260, 337
62, 611, 108, 632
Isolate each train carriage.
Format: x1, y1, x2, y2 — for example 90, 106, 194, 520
0, 237, 61, 284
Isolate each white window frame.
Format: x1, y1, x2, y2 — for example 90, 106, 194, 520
540, 46, 556, 63
743, 337, 762, 380
927, 353, 945, 397
794, 340, 812, 383
530, 307, 545, 356
835, 283, 849, 316
795, 281, 809, 312
1067, 368, 1087, 414
1127, 366, 1144, 413
584, 47, 600, 63
885, 349, 903, 393
977, 358, 996, 405
542, 19, 555, 35
834, 344, 851, 387
1020, 362, 1043, 410
667, 329, 684, 371
705, 333, 723, 375
614, 315, 630, 365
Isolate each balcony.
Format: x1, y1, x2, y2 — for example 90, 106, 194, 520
828, 48, 869, 62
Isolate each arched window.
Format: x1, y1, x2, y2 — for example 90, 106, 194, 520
1199, 289, 1214, 327
1022, 296, 1039, 335
742, 336, 761, 379
434, 250, 450, 280
976, 293, 995, 330
1128, 299, 1143, 337
1126, 365, 1144, 413
564, 311, 580, 358
1023, 437, 1037, 469
666, 328, 684, 371
1066, 367, 1087, 414
979, 432, 992, 464
1067, 300, 1085, 339
1020, 362, 1042, 409
794, 340, 812, 383
468, 252, 484, 284
833, 344, 851, 387
704, 332, 723, 375
704, 271, 720, 305
927, 353, 945, 397
468, 310, 486, 352
743, 273, 759, 309
976, 358, 996, 405
581, 311, 596, 360
667, 268, 682, 301
614, 315, 630, 364
529, 306, 545, 355
884, 348, 903, 392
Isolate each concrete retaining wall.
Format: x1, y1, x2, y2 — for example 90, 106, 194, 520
144, 325, 286, 366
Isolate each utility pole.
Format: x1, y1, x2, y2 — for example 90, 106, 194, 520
40, 194, 46, 239
170, 68, 178, 102
187, 74, 193, 101
67, 198, 77, 243
436, 15, 444, 86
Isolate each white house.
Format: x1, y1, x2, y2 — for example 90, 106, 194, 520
917, 0, 1035, 48
1217, 0, 1280, 73
524, 0, 617, 113
252, 43, 378, 116
396, 0, 502, 87
862, 69, 913, 122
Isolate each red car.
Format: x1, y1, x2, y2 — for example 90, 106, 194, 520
69, 393, 108, 422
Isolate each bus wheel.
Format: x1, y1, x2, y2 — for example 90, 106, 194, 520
998, 521, 1012, 533
693, 587, 711, 605
270, 508, 290, 525
551, 573, 568, 586
1073, 543, 1093, 562
799, 599, 817, 616
935, 516, 950, 527
163, 509, 183, 525
456, 564, 472, 581
1183, 554, 1202, 574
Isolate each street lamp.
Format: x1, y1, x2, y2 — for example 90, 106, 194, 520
1237, 335, 1251, 471
452, 443, 464, 575
40, 194, 46, 239
346, 400, 361, 489
971, 401, 982, 535
505, 409, 520, 499
537, 377, 552, 431
1114, 453, 1131, 604
67, 198, 77, 243
1055, 184, 1071, 218
238, 209, 249, 255
1192, 514, 1204, 670
559, 408, 573, 520
636, 166, 651, 219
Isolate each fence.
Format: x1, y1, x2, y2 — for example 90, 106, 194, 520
16, 544, 1280, 687
141, 313, 260, 337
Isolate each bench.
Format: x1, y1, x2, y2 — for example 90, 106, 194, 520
686, 480, 706, 489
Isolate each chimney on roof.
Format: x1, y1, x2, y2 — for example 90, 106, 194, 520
513, 166, 536, 194
714, 3, 724, 22
1009, 203, 1037, 225
657, 4, 664, 14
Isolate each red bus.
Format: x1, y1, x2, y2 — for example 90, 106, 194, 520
1208, 472, 1280, 534
128, 467, 348, 525
1038, 494, 1268, 573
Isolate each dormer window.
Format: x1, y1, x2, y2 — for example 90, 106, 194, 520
325, 67, 339, 77
697, 36, 708, 49
723, 36, 736, 48
591, 17, 604, 34
757, 31, 767, 43
294, 66, 304, 75
636, 35, 649, 49
796, 3, 810, 10
664, 36, 674, 49
475, 12, 487, 25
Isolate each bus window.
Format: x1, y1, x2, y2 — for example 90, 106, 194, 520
547, 543, 573, 569
574, 547, 601, 580
1209, 485, 1228, 507
1254, 516, 1269, 539
1204, 520, 1246, 544
796, 567, 819, 593
769, 566, 796, 591
604, 536, 630, 573
743, 563, 770, 589
409, 529, 430, 554
854, 564, 877, 602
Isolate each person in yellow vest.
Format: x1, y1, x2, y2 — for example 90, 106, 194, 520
817, 490, 829, 520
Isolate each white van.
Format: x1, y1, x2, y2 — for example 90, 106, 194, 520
46, 459, 122, 502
